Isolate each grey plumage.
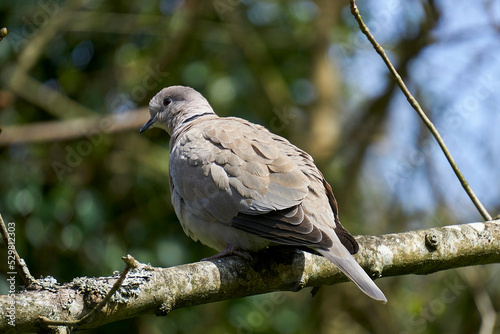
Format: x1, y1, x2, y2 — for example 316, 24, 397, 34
140, 85, 387, 303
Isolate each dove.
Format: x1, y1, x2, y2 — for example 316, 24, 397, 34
140, 85, 387, 303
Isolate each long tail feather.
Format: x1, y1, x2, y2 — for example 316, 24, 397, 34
316, 236, 387, 303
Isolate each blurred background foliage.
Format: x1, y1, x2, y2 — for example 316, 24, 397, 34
0, 0, 499, 333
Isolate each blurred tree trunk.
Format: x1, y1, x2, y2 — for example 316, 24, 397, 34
303, 0, 344, 166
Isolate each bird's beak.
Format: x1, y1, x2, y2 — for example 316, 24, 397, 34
140, 116, 156, 133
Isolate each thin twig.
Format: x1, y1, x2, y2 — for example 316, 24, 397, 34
348, 0, 492, 221
39, 255, 139, 329
0, 213, 35, 286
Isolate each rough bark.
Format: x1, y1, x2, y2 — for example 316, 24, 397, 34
1, 220, 499, 333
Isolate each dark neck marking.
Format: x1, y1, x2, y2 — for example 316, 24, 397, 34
181, 112, 214, 125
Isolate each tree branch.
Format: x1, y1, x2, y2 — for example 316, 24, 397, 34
38, 255, 140, 329
1, 220, 498, 333
348, 0, 493, 221
0, 108, 149, 145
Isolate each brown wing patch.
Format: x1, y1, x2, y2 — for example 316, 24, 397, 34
322, 178, 359, 254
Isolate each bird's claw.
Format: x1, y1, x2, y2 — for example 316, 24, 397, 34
202, 244, 253, 262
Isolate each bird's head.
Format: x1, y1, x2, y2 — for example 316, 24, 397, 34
139, 85, 215, 135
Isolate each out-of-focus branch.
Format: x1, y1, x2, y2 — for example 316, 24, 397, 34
4, 68, 97, 119
222, 4, 291, 120
0, 108, 149, 145
349, 0, 493, 221
227, 22, 291, 110
459, 268, 497, 334
63, 12, 172, 34
15, 0, 84, 73
0, 219, 499, 333
3, 2, 97, 120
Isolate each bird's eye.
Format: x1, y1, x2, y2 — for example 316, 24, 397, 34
163, 97, 172, 106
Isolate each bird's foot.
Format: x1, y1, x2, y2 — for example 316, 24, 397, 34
202, 244, 253, 262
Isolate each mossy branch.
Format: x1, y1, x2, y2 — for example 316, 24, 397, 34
1, 220, 499, 333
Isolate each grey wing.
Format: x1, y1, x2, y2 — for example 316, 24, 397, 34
170, 118, 356, 251
170, 119, 308, 220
